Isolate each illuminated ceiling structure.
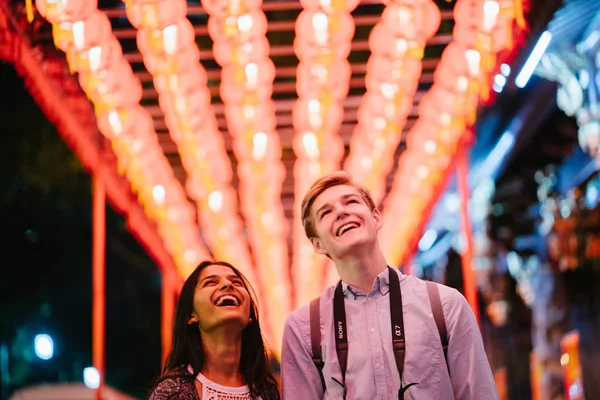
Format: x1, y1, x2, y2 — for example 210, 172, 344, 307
0, 0, 538, 352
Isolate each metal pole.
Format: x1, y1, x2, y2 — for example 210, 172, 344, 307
92, 175, 106, 400
456, 136, 480, 324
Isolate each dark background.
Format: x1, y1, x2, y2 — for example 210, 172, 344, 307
1, 60, 163, 398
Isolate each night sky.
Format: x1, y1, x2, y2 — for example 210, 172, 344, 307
1, 60, 163, 398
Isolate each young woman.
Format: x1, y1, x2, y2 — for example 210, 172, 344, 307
149, 260, 280, 399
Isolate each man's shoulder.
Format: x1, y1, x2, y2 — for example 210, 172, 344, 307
285, 286, 335, 325
397, 271, 463, 303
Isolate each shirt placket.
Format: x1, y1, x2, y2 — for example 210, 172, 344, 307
366, 293, 388, 397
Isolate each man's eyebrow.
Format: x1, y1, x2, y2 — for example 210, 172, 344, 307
315, 202, 331, 217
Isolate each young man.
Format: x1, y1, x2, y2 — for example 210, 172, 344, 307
281, 171, 498, 399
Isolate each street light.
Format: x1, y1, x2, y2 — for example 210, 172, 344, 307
34, 334, 53, 360
83, 367, 100, 389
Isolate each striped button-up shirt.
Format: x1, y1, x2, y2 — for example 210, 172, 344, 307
281, 267, 499, 399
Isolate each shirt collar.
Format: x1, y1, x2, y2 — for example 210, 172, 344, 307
341, 266, 395, 298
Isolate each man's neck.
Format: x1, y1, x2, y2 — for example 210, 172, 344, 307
200, 329, 245, 387
333, 245, 388, 294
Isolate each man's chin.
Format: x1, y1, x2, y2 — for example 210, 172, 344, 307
332, 239, 369, 258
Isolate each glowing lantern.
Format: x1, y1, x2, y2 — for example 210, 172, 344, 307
124, 0, 187, 29
35, 0, 96, 23
201, 0, 262, 17
299, 0, 360, 12
213, 36, 270, 66
52, 10, 111, 52
380, 2, 441, 40
296, 61, 351, 100
136, 21, 196, 57
207, 11, 268, 41
142, 45, 200, 76
66, 36, 123, 73
295, 11, 355, 47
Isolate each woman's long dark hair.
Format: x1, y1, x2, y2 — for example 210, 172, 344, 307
157, 260, 280, 399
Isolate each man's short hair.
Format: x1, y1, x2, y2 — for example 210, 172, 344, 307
301, 171, 377, 239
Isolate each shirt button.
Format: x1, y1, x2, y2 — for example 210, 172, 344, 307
370, 328, 376, 333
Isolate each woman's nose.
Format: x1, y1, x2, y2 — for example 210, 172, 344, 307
220, 279, 234, 290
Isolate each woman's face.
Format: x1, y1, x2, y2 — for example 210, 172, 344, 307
189, 264, 252, 333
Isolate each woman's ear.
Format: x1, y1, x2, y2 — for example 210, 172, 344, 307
188, 314, 199, 325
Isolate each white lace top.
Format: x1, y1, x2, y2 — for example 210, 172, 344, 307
195, 371, 262, 400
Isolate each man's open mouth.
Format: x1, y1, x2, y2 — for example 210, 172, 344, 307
336, 222, 359, 237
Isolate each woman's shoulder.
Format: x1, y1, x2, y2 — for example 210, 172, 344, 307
148, 373, 198, 400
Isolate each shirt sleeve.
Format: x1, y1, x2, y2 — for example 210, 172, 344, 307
147, 376, 194, 400
443, 287, 500, 400
280, 310, 325, 400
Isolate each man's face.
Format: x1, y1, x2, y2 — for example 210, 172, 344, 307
309, 184, 382, 259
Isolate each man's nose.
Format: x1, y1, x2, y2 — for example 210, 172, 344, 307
334, 203, 348, 220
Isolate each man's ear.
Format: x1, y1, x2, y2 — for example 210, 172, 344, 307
310, 237, 328, 255
373, 208, 383, 231
187, 314, 199, 325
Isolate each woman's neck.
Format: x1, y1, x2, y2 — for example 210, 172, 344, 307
200, 330, 245, 387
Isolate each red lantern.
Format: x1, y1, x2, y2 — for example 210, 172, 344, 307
294, 38, 351, 63
125, 0, 187, 30
296, 61, 351, 100
359, 92, 414, 124
52, 10, 111, 52
96, 105, 154, 141
213, 36, 270, 66
292, 98, 344, 133
299, 0, 360, 12
223, 105, 277, 137
35, 0, 96, 23
136, 20, 195, 57
79, 63, 142, 109
142, 45, 199, 76
368, 24, 425, 59
153, 66, 208, 96
207, 11, 268, 42
366, 55, 422, 85
78, 58, 131, 98
201, 0, 262, 17
453, 18, 510, 53
66, 36, 123, 73
295, 11, 355, 46
380, 1, 441, 40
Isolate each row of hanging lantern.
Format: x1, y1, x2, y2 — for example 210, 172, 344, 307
123, 0, 258, 286
322, 0, 442, 290
202, 0, 290, 351
379, 0, 526, 266
291, 0, 360, 306
344, 0, 442, 204
35, 0, 210, 278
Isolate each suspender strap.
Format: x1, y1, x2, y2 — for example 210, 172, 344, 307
309, 297, 326, 389
426, 281, 450, 373
333, 282, 349, 398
